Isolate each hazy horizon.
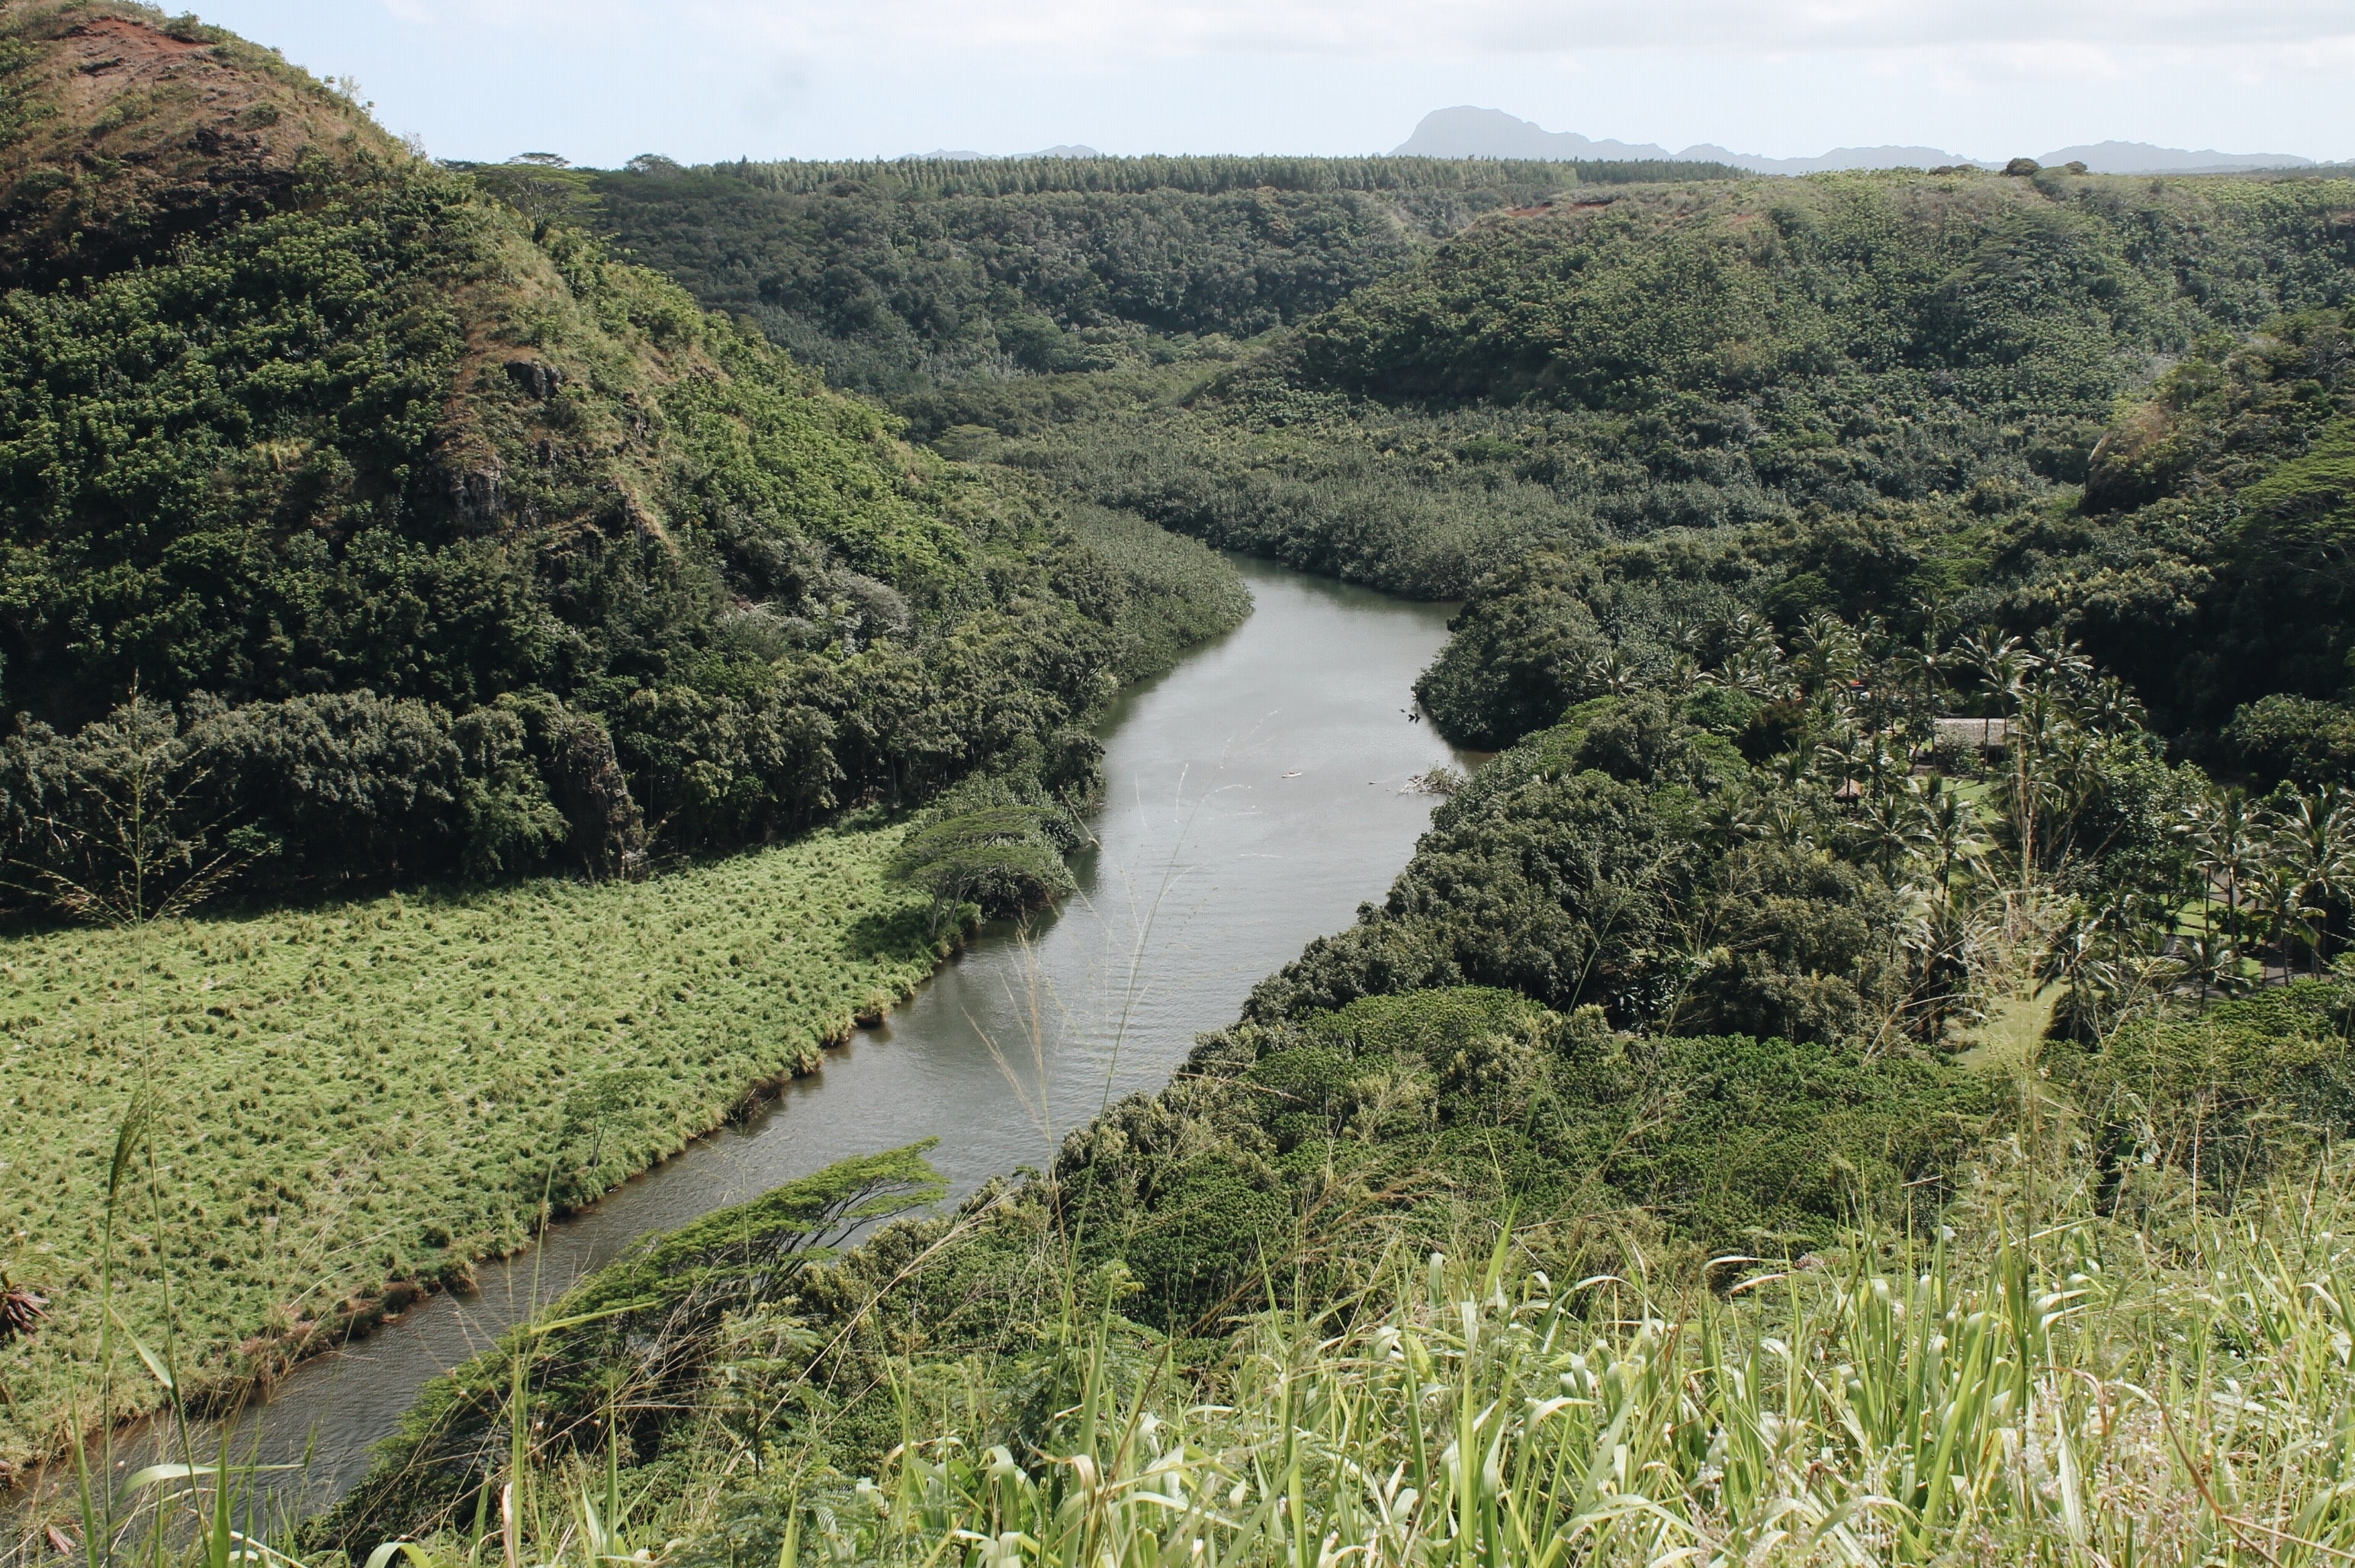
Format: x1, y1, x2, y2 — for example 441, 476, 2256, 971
196, 2, 2354, 171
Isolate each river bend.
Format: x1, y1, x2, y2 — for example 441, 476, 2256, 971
124, 557, 1469, 1516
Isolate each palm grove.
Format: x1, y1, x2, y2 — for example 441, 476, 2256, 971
12, 0, 2355, 1563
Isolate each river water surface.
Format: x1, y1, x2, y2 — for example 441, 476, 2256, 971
112, 557, 1470, 1518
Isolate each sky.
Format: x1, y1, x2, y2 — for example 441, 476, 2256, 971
192, 0, 2355, 169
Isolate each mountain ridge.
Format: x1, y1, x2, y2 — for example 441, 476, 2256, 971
1393, 104, 2318, 175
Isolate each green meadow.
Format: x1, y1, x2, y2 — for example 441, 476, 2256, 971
0, 827, 943, 1475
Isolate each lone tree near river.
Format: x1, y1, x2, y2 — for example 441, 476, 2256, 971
886, 806, 1078, 936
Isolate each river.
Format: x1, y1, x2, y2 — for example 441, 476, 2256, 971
77, 557, 1470, 1522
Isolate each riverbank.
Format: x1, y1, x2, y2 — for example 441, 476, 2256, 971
0, 828, 951, 1482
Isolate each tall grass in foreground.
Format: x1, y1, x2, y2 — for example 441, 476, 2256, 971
341, 1163, 2355, 1568
24, 1156, 2355, 1567
779, 1170, 2355, 1567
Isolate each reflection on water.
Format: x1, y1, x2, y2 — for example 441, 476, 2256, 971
41, 558, 1469, 1521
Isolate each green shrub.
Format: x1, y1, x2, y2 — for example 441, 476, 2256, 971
2230, 694, 2355, 788
885, 805, 1077, 933
2059, 979, 2355, 1205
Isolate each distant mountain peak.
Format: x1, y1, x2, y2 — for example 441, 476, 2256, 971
2035, 140, 2313, 175
1391, 107, 2316, 178
1392, 108, 1673, 163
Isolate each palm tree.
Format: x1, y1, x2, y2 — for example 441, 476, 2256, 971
1916, 776, 1990, 896
1582, 644, 1643, 697
2078, 673, 2148, 737
2247, 858, 2307, 983
2173, 927, 2247, 1007
2023, 628, 2094, 699
2043, 895, 2176, 1039
2268, 786, 2355, 975
1792, 611, 1863, 696
1949, 628, 2025, 711
1855, 786, 1931, 877
2180, 785, 2258, 946
2001, 687, 2067, 889
1711, 640, 1792, 702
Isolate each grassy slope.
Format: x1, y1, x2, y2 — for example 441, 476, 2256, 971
0, 824, 941, 1474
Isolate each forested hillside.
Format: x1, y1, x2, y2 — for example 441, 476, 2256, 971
1411, 291, 2355, 752
0, 2, 1243, 921
573, 153, 1738, 396
1014, 173, 2355, 610
572, 159, 2351, 623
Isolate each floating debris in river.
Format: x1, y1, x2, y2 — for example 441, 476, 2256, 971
1401, 767, 1467, 797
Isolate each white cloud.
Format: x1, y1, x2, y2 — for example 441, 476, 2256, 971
233, 0, 2350, 165
644, 0, 2355, 59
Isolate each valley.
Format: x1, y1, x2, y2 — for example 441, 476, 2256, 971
6, 2, 2355, 1564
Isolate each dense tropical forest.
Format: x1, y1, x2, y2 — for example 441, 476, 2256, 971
0, 4, 1247, 925
563, 153, 1738, 396
14, 1, 2355, 1564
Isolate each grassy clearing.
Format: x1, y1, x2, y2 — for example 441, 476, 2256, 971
0, 827, 944, 1478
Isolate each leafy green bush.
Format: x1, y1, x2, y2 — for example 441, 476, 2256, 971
2228, 694, 2355, 788
885, 805, 1077, 933
2058, 980, 2355, 1206
1059, 505, 1251, 679
1242, 702, 1904, 1043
